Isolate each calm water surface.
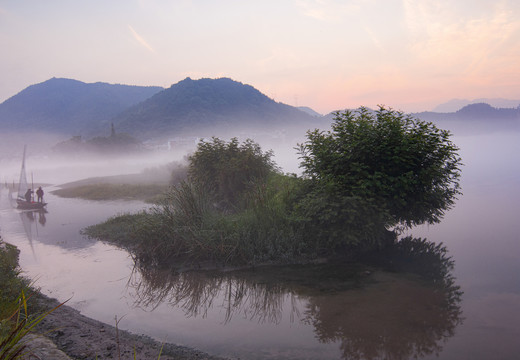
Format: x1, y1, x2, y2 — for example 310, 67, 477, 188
0, 132, 519, 359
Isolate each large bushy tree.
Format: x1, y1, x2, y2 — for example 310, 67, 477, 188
188, 137, 277, 209
298, 106, 462, 229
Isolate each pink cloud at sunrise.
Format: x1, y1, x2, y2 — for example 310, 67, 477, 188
0, 0, 519, 114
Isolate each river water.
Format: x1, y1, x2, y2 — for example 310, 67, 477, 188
0, 131, 519, 359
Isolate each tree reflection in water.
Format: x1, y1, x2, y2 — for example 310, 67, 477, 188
127, 237, 463, 360
129, 264, 297, 324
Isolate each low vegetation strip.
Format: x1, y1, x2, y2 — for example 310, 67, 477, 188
52, 183, 169, 203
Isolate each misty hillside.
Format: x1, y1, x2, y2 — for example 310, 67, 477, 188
416, 102, 519, 121
112, 77, 322, 139
415, 103, 520, 134
317, 103, 520, 135
0, 78, 163, 135
298, 106, 323, 117
433, 98, 520, 112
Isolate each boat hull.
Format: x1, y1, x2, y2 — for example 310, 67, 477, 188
17, 200, 47, 210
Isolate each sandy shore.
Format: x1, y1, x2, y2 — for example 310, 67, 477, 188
33, 294, 228, 360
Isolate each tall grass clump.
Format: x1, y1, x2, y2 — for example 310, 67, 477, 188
132, 174, 305, 266
0, 237, 64, 359
0, 291, 64, 360
0, 239, 31, 320
217, 174, 306, 263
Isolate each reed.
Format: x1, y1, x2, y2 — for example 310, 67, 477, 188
84, 174, 309, 267
151, 175, 306, 264
0, 290, 66, 360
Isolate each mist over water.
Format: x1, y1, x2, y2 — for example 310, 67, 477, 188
407, 131, 520, 359
0, 137, 187, 186
0, 126, 308, 186
1, 124, 519, 359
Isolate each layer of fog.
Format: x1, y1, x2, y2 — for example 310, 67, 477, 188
1, 117, 518, 190
0, 127, 309, 187
407, 129, 520, 298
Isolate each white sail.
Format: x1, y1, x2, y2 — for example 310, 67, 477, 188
17, 145, 30, 202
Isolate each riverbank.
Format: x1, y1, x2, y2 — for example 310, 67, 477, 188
0, 234, 225, 360
33, 293, 227, 360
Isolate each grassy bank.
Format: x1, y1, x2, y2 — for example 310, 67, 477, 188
52, 183, 170, 203
0, 235, 42, 358
52, 162, 188, 204
0, 237, 33, 319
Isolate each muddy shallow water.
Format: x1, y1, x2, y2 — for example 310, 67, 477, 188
0, 132, 519, 359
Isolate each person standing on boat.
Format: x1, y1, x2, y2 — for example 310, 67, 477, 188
36, 187, 44, 203
25, 188, 33, 203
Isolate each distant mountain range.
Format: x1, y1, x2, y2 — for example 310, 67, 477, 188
414, 103, 520, 134
0, 77, 518, 143
111, 77, 322, 139
0, 77, 324, 141
432, 98, 520, 112
0, 78, 163, 136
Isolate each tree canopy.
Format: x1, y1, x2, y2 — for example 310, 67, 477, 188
298, 106, 462, 228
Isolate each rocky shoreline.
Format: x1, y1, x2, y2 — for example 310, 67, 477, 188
33, 294, 227, 360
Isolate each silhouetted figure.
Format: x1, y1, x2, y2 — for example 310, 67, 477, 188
36, 187, 44, 203
25, 188, 33, 203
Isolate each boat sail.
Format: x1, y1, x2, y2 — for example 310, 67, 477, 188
16, 145, 46, 210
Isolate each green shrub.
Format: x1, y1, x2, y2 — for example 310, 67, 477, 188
188, 137, 277, 210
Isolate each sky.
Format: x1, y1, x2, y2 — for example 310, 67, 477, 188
0, 0, 519, 114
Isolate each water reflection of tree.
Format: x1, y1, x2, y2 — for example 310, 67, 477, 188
129, 265, 297, 324
128, 237, 462, 360
303, 273, 462, 360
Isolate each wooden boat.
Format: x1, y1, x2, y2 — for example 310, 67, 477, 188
16, 199, 47, 210
16, 145, 47, 210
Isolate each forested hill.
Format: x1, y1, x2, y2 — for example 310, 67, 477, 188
414, 103, 520, 133
0, 78, 163, 135
112, 77, 320, 139
4, 76, 515, 141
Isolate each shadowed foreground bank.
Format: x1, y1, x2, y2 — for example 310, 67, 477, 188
0, 234, 224, 360
34, 294, 227, 360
